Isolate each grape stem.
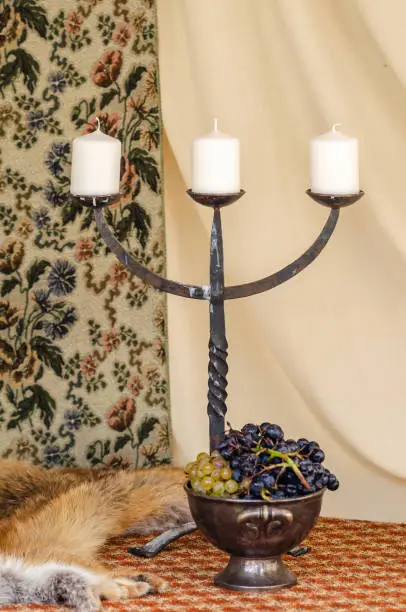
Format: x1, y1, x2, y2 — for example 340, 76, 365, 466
230, 442, 253, 453
255, 462, 285, 477
275, 465, 286, 487
262, 448, 311, 491
284, 455, 311, 490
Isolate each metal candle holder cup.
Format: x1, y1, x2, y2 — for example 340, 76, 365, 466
85, 186, 363, 589
71, 194, 121, 208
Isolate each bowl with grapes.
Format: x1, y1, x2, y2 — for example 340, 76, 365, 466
185, 423, 338, 592
186, 485, 324, 591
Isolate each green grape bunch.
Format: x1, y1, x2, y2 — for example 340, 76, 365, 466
185, 451, 239, 497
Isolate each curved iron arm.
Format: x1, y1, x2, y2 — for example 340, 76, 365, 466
223, 208, 339, 300
94, 207, 339, 301
94, 208, 209, 300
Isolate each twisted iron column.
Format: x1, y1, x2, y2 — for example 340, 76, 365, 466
208, 208, 228, 452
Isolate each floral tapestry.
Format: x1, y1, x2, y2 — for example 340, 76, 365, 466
0, 0, 172, 469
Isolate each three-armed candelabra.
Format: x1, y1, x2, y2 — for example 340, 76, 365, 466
73, 187, 363, 561
76, 188, 363, 449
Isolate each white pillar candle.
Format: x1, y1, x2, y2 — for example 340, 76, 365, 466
70, 121, 121, 196
310, 124, 359, 195
192, 119, 240, 194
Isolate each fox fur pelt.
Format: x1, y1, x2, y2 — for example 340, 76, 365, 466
0, 460, 190, 610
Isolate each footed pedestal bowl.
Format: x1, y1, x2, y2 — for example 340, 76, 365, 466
186, 485, 324, 592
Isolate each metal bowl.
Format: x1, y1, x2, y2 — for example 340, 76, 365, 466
185, 485, 324, 591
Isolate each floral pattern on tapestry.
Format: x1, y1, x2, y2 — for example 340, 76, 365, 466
0, 0, 171, 469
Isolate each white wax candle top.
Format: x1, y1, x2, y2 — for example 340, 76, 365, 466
77, 125, 114, 143
191, 119, 240, 194
310, 124, 359, 195
317, 123, 347, 140
203, 118, 233, 140
70, 121, 122, 196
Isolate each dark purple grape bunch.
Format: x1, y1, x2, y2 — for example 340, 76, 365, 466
215, 422, 339, 500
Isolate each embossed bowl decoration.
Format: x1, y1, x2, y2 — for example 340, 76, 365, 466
186, 485, 324, 591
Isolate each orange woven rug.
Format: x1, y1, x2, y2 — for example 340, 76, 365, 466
4, 517, 406, 611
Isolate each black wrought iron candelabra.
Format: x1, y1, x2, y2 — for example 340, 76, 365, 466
74, 187, 363, 558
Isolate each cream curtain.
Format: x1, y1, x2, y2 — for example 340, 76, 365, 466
157, 0, 406, 522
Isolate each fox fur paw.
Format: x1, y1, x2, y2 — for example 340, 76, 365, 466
117, 572, 168, 595
98, 572, 168, 600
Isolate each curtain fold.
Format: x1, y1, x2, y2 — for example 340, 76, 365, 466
158, 0, 406, 521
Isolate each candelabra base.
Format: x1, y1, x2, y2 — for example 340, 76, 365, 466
127, 522, 197, 558
127, 522, 311, 559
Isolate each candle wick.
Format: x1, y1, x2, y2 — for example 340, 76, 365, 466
214, 118, 218, 132
332, 123, 342, 133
